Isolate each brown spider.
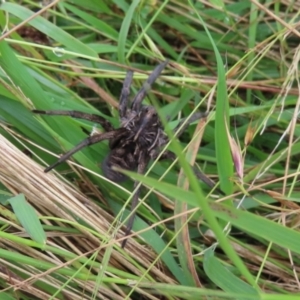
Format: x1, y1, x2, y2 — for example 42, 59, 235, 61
33, 60, 219, 248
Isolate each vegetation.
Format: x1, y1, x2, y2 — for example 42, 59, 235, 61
0, 0, 300, 299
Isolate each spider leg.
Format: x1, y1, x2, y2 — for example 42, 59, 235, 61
133, 106, 157, 142
32, 110, 114, 132
155, 150, 175, 161
119, 70, 133, 118
155, 151, 224, 194
131, 60, 169, 112
44, 128, 127, 173
173, 112, 208, 138
169, 112, 224, 193
121, 152, 150, 248
192, 166, 224, 194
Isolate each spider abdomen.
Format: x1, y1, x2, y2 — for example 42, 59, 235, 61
102, 142, 139, 182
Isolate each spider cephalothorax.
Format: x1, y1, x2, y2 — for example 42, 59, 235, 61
33, 60, 217, 248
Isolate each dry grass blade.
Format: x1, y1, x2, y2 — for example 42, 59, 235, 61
2, 0, 300, 297
0, 132, 176, 298
68, 61, 119, 108
0, 134, 113, 241
175, 116, 207, 288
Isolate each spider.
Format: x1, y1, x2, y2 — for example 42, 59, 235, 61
33, 60, 219, 248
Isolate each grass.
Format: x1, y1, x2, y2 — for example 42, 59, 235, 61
0, 0, 300, 299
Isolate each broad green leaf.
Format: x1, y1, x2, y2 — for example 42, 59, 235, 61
204, 248, 258, 298
8, 194, 46, 244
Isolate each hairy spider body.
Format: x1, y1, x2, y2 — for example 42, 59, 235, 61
103, 105, 167, 183
33, 60, 218, 248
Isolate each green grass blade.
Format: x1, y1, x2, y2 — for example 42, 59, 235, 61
211, 202, 300, 256
0, 40, 50, 107
62, 3, 119, 41
0, 3, 97, 58
118, 0, 140, 63
189, 3, 233, 196
109, 201, 193, 286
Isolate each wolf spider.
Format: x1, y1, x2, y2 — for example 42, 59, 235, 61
33, 60, 219, 248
